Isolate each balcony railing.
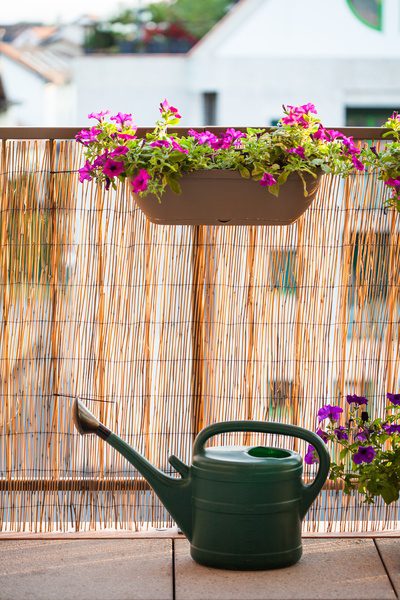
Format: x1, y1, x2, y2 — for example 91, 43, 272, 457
0, 126, 399, 533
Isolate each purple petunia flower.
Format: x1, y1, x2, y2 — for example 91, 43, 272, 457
317, 404, 343, 422
131, 169, 151, 193
387, 392, 400, 406
316, 428, 329, 443
221, 128, 246, 149
259, 172, 277, 187
102, 158, 125, 178
287, 146, 306, 159
78, 160, 93, 182
334, 426, 349, 440
326, 129, 344, 140
383, 423, 400, 434
352, 445, 376, 465
346, 394, 368, 407
88, 110, 109, 122
304, 444, 318, 465
188, 129, 220, 147
389, 111, 399, 120
355, 429, 369, 442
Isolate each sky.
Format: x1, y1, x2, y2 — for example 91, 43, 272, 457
0, 0, 148, 24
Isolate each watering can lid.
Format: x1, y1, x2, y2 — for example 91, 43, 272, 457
192, 445, 303, 481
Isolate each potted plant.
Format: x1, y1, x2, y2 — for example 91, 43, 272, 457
362, 112, 400, 213
305, 393, 400, 505
76, 100, 364, 225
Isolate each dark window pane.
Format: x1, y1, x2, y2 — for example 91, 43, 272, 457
346, 107, 398, 127
203, 92, 217, 126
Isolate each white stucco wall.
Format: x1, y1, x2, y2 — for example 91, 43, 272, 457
75, 55, 192, 126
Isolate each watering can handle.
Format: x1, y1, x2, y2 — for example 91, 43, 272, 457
193, 421, 330, 517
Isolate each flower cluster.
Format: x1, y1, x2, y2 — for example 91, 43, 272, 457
76, 100, 372, 200
305, 393, 400, 505
362, 112, 400, 211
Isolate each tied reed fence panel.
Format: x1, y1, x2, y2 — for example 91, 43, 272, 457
0, 132, 399, 533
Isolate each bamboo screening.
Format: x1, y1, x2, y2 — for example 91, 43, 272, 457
0, 132, 399, 533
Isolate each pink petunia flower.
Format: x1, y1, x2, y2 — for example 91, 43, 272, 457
159, 99, 181, 119
78, 160, 93, 182
88, 110, 110, 122
118, 133, 137, 140
352, 155, 365, 172
110, 112, 133, 128
171, 139, 189, 153
109, 146, 129, 157
131, 169, 151, 193
259, 172, 277, 187
287, 146, 306, 159
384, 178, 400, 188
75, 127, 102, 146
102, 158, 125, 178
150, 140, 171, 148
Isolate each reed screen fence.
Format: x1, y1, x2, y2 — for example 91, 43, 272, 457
0, 129, 399, 533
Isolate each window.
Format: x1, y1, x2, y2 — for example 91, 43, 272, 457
346, 107, 398, 127
202, 92, 217, 126
346, 0, 382, 31
269, 250, 297, 294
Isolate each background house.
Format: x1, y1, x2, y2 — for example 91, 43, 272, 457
74, 0, 400, 126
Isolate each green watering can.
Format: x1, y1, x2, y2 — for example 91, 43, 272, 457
73, 398, 330, 570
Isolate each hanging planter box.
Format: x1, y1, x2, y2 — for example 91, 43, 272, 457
133, 170, 322, 226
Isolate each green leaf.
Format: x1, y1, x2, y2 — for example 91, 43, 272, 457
166, 175, 181, 195
238, 164, 250, 179
339, 448, 349, 461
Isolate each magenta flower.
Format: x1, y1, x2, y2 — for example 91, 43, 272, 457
352, 156, 365, 171
304, 445, 318, 465
150, 140, 171, 148
102, 158, 125, 178
109, 146, 129, 157
334, 426, 349, 441
342, 136, 360, 156
188, 129, 220, 147
327, 129, 344, 140
352, 446, 376, 465
221, 128, 246, 148
317, 404, 343, 422
313, 125, 329, 141
387, 392, 400, 406
171, 139, 189, 153
384, 179, 400, 188
78, 160, 93, 182
88, 110, 109, 122
159, 99, 181, 119
287, 146, 306, 159
389, 111, 399, 120
118, 133, 137, 140
110, 112, 133, 128
75, 127, 102, 146
316, 428, 329, 443
259, 172, 277, 187
131, 169, 151, 193
346, 394, 368, 407
92, 152, 109, 168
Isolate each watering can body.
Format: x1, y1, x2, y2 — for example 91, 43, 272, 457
73, 400, 330, 570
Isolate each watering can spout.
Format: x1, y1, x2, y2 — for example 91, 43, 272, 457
72, 398, 193, 539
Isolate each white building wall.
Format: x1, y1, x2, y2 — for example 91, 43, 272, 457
75, 55, 193, 126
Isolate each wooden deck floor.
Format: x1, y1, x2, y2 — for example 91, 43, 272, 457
0, 533, 398, 599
